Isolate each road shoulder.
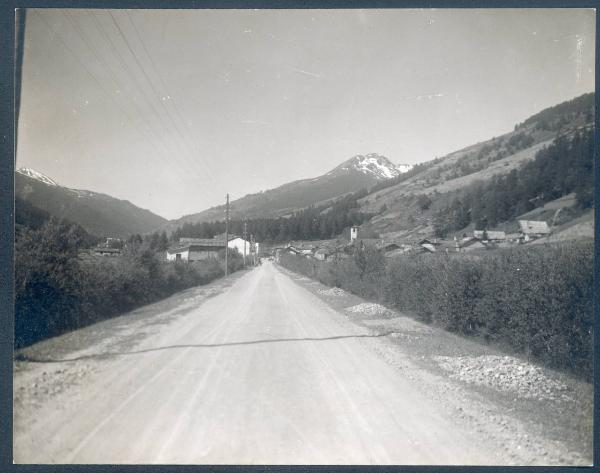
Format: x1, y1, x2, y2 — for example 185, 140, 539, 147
274, 264, 593, 466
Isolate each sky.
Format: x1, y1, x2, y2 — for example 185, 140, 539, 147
16, 8, 595, 219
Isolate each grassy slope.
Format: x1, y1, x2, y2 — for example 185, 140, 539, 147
354, 112, 593, 240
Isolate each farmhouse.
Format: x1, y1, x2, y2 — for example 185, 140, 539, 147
227, 236, 259, 258
518, 220, 551, 241
458, 237, 487, 252
473, 230, 506, 241
418, 238, 439, 253
92, 247, 121, 257
176, 236, 258, 260
166, 239, 226, 262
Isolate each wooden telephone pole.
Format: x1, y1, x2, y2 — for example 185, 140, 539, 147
242, 221, 247, 267
225, 193, 229, 277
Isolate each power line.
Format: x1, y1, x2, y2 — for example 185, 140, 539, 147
33, 10, 163, 161
92, 10, 195, 162
107, 11, 213, 183
87, 10, 215, 200
59, 9, 203, 194
124, 10, 217, 183
83, 10, 194, 159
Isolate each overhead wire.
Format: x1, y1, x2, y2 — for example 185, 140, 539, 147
73, 10, 192, 162
107, 10, 215, 184
124, 10, 218, 184
33, 10, 166, 164
58, 9, 207, 198
87, 10, 215, 200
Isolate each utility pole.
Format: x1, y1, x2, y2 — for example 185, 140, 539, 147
250, 234, 255, 266
225, 193, 229, 277
243, 221, 247, 267
15, 10, 26, 155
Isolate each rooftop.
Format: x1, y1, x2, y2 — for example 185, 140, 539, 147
168, 240, 227, 253
518, 220, 551, 235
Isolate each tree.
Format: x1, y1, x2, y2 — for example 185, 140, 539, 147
158, 231, 169, 251
416, 194, 432, 211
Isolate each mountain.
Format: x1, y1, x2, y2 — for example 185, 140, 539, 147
17, 168, 59, 187
15, 169, 168, 238
329, 154, 412, 179
168, 93, 594, 244
168, 153, 408, 229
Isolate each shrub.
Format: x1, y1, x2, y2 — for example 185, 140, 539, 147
278, 240, 594, 379
14, 219, 243, 348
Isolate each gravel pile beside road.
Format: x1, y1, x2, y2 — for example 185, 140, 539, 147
14, 361, 98, 413
318, 287, 348, 297
345, 303, 396, 318
434, 355, 572, 401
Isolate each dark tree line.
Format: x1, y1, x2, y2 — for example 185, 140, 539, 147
172, 190, 374, 243
517, 92, 594, 131
170, 163, 436, 244
433, 127, 594, 237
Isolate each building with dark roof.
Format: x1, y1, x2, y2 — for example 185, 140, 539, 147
166, 240, 226, 261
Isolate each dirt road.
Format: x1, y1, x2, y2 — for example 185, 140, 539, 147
13, 262, 590, 464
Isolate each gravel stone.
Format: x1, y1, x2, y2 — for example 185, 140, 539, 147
318, 287, 348, 297
434, 355, 570, 401
345, 303, 396, 317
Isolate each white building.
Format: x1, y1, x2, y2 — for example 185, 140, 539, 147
227, 237, 259, 259
168, 236, 258, 262
166, 240, 225, 262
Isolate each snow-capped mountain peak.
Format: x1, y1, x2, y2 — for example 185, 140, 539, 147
17, 168, 59, 187
396, 163, 414, 174
333, 153, 412, 180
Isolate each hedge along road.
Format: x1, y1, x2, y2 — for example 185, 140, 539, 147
15, 261, 529, 464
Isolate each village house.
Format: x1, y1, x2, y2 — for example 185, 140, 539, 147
518, 220, 551, 242
166, 239, 226, 262
473, 230, 506, 241
92, 247, 122, 257
211, 233, 259, 256
418, 238, 440, 253
505, 233, 521, 242
458, 237, 487, 252
91, 237, 123, 257
175, 235, 258, 261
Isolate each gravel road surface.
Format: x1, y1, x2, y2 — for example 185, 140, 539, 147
13, 261, 590, 465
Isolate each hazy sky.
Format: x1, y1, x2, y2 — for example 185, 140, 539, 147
17, 8, 595, 219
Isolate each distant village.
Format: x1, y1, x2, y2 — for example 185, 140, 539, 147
274, 219, 552, 263
82, 233, 260, 264
81, 218, 553, 264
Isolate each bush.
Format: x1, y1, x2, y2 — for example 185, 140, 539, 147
278, 240, 594, 379
14, 218, 243, 348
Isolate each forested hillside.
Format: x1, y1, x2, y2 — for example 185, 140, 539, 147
432, 126, 594, 237
172, 190, 374, 242
15, 171, 168, 238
